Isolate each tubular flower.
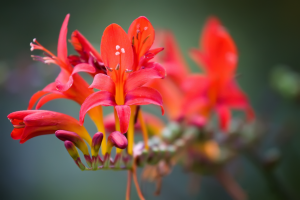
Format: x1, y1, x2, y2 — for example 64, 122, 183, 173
79, 16, 166, 155
28, 14, 105, 144
184, 17, 254, 131
8, 110, 91, 144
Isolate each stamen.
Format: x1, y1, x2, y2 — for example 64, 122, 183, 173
116, 45, 120, 50
33, 38, 37, 43
107, 67, 113, 72
136, 30, 140, 40
13, 124, 25, 128
115, 63, 120, 70
125, 69, 133, 73
121, 48, 125, 53
142, 35, 150, 44
115, 52, 120, 56
132, 37, 135, 46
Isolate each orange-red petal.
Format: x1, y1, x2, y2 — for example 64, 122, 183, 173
89, 73, 115, 94
128, 16, 155, 60
101, 23, 134, 74
115, 105, 131, 134
79, 91, 116, 125
57, 14, 70, 65
124, 62, 166, 93
125, 87, 164, 115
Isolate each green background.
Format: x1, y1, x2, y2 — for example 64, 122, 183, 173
1, 0, 300, 199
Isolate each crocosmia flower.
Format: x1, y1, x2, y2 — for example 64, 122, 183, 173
185, 17, 254, 131
79, 17, 166, 155
8, 110, 91, 144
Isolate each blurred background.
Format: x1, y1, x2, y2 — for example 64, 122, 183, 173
1, 0, 300, 199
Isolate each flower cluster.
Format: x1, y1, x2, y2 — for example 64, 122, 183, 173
7, 14, 255, 200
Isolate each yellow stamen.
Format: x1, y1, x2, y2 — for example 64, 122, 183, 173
88, 106, 106, 155
127, 105, 136, 155
138, 109, 149, 150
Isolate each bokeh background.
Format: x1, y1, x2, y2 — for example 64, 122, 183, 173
1, 0, 300, 199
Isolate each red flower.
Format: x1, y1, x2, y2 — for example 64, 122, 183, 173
28, 14, 105, 136
79, 17, 166, 155
8, 110, 91, 144
185, 17, 254, 131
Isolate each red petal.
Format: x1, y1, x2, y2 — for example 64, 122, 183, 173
27, 82, 58, 109
12, 111, 91, 144
115, 105, 131, 134
11, 128, 24, 140
128, 16, 155, 60
79, 91, 116, 125
200, 17, 238, 81
56, 63, 96, 92
36, 93, 69, 109
101, 23, 134, 74
70, 30, 102, 62
8, 110, 44, 120
219, 81, 255, 120
216, 105, 231, 132
125, 62, 166, 93
161, 31, 189, 83
125, 87, 164, 115
57, 14, 70, 64
89, 73, 115, 94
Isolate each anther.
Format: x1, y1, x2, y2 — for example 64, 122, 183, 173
132, 37, 135, 46
142, 35, 150, 44
144, 27, 148, 31
107, 67, 113, 72
116, 45, 120, 50
121, 48, 125, 53
115, 63, 120, 70
125, 69, 133, 73
115, 51, 120, 56
136, 30, 140, 40
33, 38, 37, 43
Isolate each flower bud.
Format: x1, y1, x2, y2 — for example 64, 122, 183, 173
107, 131, 128, 153
91, 132, 104, 157
64, 140, 85, 171
91, 132, 104, 170
56, 130, 92, 167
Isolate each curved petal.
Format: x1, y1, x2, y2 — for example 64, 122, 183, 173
216, 105, 231, 132
11, 128, 24, 140
70, 30, 102, 62
101, 23, 134, 74
56, 63, 96, 92
125, 62, 166, 93
125, 87, 164, 114
36, 93, 69, 109
115, 105, 131, 134
89, 73, 115, 94
128, 16, 155, 60
27, 82, 58, 109
79, 91, 116, 125
57, 14, 70, 65
200, 17, 238, 81
20, 111, 91, 144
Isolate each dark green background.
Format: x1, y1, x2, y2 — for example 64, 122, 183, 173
1, 0, 300, 199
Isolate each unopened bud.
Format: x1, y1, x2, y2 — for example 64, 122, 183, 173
107, 131, 128, 153
64, 141, 85, 171
91, 132, 104, 157
56, 130, 92, 168
56, 130, 90, 155
64, 140, 79, 160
